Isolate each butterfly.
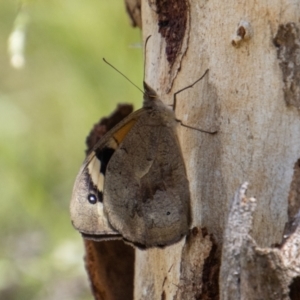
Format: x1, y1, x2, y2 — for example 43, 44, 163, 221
70, 81, 191, 248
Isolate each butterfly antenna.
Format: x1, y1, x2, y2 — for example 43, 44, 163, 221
143, 35, 152, 83
103, 58, 144, 94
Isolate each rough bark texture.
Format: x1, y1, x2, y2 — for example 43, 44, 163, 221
138, 0, 300, 298
220, 183, 300, 299
79, 0, 300, 299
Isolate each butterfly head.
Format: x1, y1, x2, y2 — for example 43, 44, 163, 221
143, 81, 160, 108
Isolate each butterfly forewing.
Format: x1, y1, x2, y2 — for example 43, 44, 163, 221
70, 110, 143, 239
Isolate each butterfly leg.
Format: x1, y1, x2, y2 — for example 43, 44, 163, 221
172, 69, 218, 134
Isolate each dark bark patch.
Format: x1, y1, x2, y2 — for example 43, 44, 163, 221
174, 228, 217, 300
287, 159, 300, 219
273, 23, 300, 108
198, 235, 220, 300
283, 158, 300, 243
289, 276, 300, 300
191, 226, 199, 236
201, 227, 208, 238
84, 240, 135, 300
155, 0, 188, 67
231, 21, 252, 47
237, 26, 246, 39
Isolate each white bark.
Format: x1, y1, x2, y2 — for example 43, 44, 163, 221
134, 0, 300, 298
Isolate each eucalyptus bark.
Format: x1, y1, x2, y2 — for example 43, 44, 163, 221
83, 0, 300, 299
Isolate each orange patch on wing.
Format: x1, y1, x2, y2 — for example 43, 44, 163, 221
113, 119, 137, 144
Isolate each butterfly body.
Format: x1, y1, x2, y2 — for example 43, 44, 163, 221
70, 82, 191, 248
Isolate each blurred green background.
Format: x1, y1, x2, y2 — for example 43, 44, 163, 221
0, 1, 142, 299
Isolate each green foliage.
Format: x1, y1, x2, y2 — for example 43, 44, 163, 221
0, 1, 142, 299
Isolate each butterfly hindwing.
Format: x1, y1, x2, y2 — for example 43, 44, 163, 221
103, 101, 191, 247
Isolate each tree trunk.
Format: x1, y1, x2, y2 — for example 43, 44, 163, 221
83, 0, 300, 299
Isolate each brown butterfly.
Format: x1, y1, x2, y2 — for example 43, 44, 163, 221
70, 81, 191, 248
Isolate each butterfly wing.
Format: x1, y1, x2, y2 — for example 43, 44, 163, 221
103, 109, 191, 247
70, 109, 144, 240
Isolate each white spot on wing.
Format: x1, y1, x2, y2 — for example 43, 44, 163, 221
87, 153, 104, 191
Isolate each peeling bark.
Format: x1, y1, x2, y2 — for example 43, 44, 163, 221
174, 227, 215, 299
125, 0, 142, 28
274, 23, 300, 108
220, 183, 300, 300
